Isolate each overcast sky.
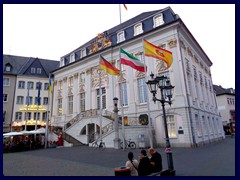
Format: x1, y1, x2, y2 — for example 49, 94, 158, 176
3, 4, 235, 89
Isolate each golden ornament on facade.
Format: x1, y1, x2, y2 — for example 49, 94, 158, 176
168, 38, 177, 48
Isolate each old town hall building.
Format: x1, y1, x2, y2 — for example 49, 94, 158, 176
50, 7, 225, 148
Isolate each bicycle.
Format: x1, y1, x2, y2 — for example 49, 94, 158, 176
92, 140, 106, 150
120, 139, 136, 149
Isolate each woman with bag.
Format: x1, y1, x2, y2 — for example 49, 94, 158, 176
125, 151, 139, 176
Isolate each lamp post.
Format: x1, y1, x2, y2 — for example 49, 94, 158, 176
113, 97, 120, 149
146, 72, 175, 176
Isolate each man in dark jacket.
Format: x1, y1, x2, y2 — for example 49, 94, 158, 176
149, 148, 163, 173
138, 149, 152, 176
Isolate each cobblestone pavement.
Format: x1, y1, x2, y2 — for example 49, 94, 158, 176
3, 136, 235, 176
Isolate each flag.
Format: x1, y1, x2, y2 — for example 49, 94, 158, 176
26, 85, 30, 106
37, 82, 41, 105
99, 55, 120, 76
144, 39, 173, 68
120, 48, 147, 72
123, 4, 127, 10
49, 77, 53, 96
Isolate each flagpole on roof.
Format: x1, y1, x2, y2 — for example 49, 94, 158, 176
119, 47, 126, 150
99, 55, 103, 143
142, 38, 153, 148
119, 4, 122, 24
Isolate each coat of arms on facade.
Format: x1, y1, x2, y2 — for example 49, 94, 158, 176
89, 32, 112, 54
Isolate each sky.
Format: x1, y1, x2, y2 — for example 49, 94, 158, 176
3, 4, 235, 89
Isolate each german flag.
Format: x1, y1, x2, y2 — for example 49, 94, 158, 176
99, 55, 120, 76
144, 39, 173, 68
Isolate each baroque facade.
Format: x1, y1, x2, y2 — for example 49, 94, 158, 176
50, 7, 225, 147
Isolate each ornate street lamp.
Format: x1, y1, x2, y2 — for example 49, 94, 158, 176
146, 72, 175, 176
113, 97, 120, 149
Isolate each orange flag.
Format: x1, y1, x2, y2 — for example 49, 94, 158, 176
144, 39, 173, 68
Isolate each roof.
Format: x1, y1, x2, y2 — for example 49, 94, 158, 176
213, 85, 235, 96
3, 54, 59, 77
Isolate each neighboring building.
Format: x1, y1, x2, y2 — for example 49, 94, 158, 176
213, 85, 235, 134
50, 6, 225, 148
3, 55, 59, 132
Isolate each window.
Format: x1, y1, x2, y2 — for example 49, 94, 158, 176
208, 117, 213, 134
70, 53, 75, 63
58, 80, 63, 90
34, 112, 40, 120
137, 78, 147, 103
5, 65, 12, 72
58, 98, 62, 116
42, 112, 47, 121
36, 82, 42, 90
80, 93, 85, 112
37, 68, 42, 74
135, 52, 144, 63
25, 112, 31, 120
134, 23, 143, 36
117, 31, 125, 43
68, 77, 73, 87
166, 115, 176, 137
43, 97, 48, 105
81, 48, 86, 58
44, 83, 49, 90
18, 81, 25, 89
79, 73, 85, 83
3, 94, 8, 102
195, 114, 202, 136
27, 81, 34, 89
15, 112, 22, 121
202, 116, 207, 135
17, 96, 24, 104
153, 13, 164, 28
68, 96, 73, 114
26, 96, 33, 105
60, 58, 65, 67
120, 82, 128, 106
31, 68, 36, 74
97, 87, 106, 109
35, 97, 41, 105
3, 78, 10, 86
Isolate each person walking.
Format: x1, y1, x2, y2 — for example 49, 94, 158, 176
148, 148, 163, 173
138, 149, 152, 176
125, 152, 139, 176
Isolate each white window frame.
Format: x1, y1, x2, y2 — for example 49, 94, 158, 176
35, 97, 41, 105
153, 13, 164, 28
27, 81, 34, 89
80, 92, 85, 112
43, 97, 48, 105
81, 48, 86, 58
68, 77, 73, 87
120, 82, 128, 106
42, 112, 47, 121
58, 98, 62, 116
34, 112, 40, 120
79, 72, 85, 83
37, 68, 42, 74
60, 58, 65, 67
18, 81, 25, 89
68, 95, 73, 115
117, 31, 125, 43
17, 96, 24, 104
5, 65, 11, 72
25, 112, 31, 120
195, 114, 202, 137
3, 94, 8, 102
166, 115, 176, 138
15, 112, 22, 121
59, 80, 63, 90
137, 78, 147, 104
97, 87, 106, 109
3, 78, 10, 86
31, 67, 36, 74
26, 96, 33, 105
70, 53, 75, 63
44, 83, 49, 90
134, 23, 143, 36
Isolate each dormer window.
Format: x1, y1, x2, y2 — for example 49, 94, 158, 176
153, 13, 164, 28
37, 68, 42, 74
70, 53, 75, 63
60, 58, 65, 67
117, 31, 125, 43
134, 23, 143, 36
5, 63, 12, 72
81, 48, 86, 58
31, 68, 36, 74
